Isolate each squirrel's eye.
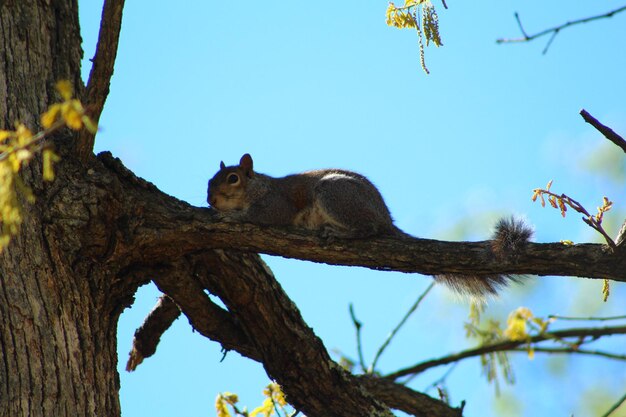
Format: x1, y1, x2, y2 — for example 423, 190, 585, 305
227, 173, 239, 184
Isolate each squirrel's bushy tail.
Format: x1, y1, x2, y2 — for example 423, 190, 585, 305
434, 217, 533, 298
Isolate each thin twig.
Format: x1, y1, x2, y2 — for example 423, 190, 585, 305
510, 347, 626, 361
423, 362, 459, 393
616, 220, 626, 248
369, 282, 434, 373
542, 29, 559, 55
349, 303, 367, 373
497, 6, 626, 54
549, 314, 626, 322
580, 109, 626, 154
76, 0, 126, 161
601, 391, 626, 417
533, 187, 617, 250
513, 12, 528, 38
385, 325, 626, 380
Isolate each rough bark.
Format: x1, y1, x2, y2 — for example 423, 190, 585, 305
0, 1, 121, 417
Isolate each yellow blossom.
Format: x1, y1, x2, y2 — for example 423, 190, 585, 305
56, 80, 74, 101
250, 398, 274, 417
41, 103, 62, 128
215, 394, 233, 417
504, 307, 533, 341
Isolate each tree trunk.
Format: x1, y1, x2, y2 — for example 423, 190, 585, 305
0, 1, 122, 416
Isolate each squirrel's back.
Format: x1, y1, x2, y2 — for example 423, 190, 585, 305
207, 154, 397, 238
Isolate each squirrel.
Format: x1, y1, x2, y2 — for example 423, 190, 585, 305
207, 154, 532, 297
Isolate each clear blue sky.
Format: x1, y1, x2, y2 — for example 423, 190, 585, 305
78, 2, 626, 416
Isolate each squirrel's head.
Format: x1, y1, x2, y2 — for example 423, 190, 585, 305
207, 154, 255, 211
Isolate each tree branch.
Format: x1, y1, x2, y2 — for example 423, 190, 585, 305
349, 304, 368, 373
580, 109, 626, 154
496, 6, 626, 54
153, 216, 626, 281
126, 294, 181, 371
76, 0, 126, 161
195, 250, 395, 417
121, 257, 459, 416
141, 213, 626, 282
385, 325, 626, 380
370, 282, 434, 373
147, 262, 261, 361
509, 347, 626, 361
548, 314, 626, 322
358, 376, 463, 417
95, 152, 626, 283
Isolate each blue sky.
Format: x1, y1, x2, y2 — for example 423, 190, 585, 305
78, 2, 626, 416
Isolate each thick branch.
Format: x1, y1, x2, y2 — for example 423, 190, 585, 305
580, 109, 626, 154
386, 325, 626, 380
132, 256, 458, 416
195, 250, 394, 417
144, 263, 260, 361
142, 216, 626, 281
76, 0, 125, 160
94, 152, 626, 283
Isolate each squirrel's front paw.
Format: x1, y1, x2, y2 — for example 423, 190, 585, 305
318, 225, 355, 244
211, 210, 240, 223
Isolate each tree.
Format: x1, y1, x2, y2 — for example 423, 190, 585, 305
1, 1, 625, 417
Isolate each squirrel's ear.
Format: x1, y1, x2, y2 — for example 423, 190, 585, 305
220, 161, 226, 170
239, 154, 254, 177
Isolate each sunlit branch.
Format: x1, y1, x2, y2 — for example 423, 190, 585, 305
385, 325, 626, 380
510, 347, 626, 361
548, 314, 626, 322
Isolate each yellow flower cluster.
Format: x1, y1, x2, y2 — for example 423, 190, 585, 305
214, 382, 291, 417
503, 307, 534, 342
215, 392, 239, 417
504, 307, 554, 360
385, 0, 443, 74
0, 80, 95, 251
385, 3, 418, 29
41, 80, 97, 132
250, 383, 288, 417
